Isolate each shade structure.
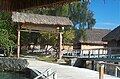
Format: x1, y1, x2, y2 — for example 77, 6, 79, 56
12, 12, 73, 59
12, 12, 73, 32
0, 0, 79, 11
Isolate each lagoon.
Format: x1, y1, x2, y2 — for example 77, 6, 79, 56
0, 72, 29, 79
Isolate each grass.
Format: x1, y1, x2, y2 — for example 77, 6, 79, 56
36, 57, 56, 63
36, 53, 69, 65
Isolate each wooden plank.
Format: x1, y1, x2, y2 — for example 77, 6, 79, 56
21, 23, 58, 32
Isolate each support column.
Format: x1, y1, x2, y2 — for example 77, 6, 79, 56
17, 30, 20, 58
58, 32, 62, 60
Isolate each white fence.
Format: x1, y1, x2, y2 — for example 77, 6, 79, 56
63, 47, 120, 59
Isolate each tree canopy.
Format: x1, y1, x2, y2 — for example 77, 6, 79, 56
0, 1, 96, 55
29, 1, 96, 45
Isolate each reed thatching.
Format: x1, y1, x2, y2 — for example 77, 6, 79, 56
12, 12, 73, 26
0, 0, 79, 11
102, 25, 120, 41
80, 29, 111, 44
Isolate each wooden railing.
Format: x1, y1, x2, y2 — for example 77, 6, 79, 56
62, 47, 120, 59
34, 68, 57, 79
99, 62, 120, 79
115, 66, 120, 77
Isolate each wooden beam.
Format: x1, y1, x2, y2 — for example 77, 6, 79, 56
21, 23, 58, 32
19, 29, 60, 34
20, 29, 40, 33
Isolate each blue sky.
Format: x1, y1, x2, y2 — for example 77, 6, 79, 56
88, 0, 120, 30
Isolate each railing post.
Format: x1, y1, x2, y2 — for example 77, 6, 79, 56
88, 50, 90, 58
92, 60, 95, 70
99, 63, 104, 79
108, 48, 111, 58
98, 49, 100, 58
53, 73, 57, 79
82, 50, 83, 56
47, 68, 52, 79
81, 50, 83, 57
115, 66, 118, 77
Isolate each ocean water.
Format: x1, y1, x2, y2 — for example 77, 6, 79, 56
0, 72, 29, 79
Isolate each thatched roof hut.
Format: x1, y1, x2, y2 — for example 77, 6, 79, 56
0, 0, 79, 11
80, 29, 111, 44
102, 26, 120, 41
12, 12, 73, 27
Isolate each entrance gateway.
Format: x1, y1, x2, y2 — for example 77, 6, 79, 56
12, 12, 73, 60
0, 0, 79, 59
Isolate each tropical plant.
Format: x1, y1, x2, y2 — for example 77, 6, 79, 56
0, 29, 16, 56
0, 12, 17, 56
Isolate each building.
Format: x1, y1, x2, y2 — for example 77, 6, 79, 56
102, 26, 120, 54
74, 29, 111, 50
102, 25, 120, 47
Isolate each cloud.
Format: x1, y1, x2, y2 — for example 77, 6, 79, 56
97, 22, 119, 26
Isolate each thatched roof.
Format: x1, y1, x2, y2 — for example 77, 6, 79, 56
0, 0, 79, 11
80, 29, 111, 44
12, 12, 73, 26
102, 25, 120, 41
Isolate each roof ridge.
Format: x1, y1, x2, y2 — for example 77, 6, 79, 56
86, 28, 111, 30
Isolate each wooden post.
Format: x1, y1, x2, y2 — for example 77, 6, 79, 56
58, 32, 62, 60
53, 72, 57, 79
83, 60, 86, 68
98, 49, 100, 58
17, 30, 20, 58
92, 61, 95, 70
115, 66, 118, 77
47, 68, 52, 79
108, 48, 111, 58
109, 48, 111, 58
99, 64, 104, 79
88, 50, 91, 58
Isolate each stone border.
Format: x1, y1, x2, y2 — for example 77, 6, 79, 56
0, 57, 28, 71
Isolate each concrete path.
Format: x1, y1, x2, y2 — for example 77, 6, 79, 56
26, 58, 119, 79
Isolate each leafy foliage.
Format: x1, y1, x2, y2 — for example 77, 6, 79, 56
68, 1, 96, 41
63, 30, 75, 44
0, 12, 17, 56
0, 29, 16, 56
30, 1, 96, 44
39, 32, 58, 48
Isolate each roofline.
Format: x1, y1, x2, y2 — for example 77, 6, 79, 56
102, 25, 120, 41
79, 41, 108, 45
12, 12, 73, 26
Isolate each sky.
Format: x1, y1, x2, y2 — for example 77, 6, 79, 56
88, 0, 120, 30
